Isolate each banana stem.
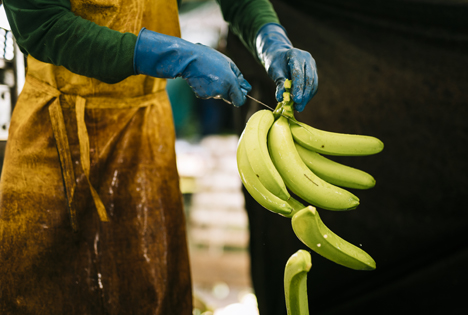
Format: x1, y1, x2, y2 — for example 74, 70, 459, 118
282, 100, 295, 119
274, 79, 296, 120
273, 102, 284, 120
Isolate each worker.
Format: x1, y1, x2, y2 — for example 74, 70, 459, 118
0, 0, 318, 314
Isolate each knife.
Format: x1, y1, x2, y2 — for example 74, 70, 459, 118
245, 95, 303, 127
217, 94, 302, 126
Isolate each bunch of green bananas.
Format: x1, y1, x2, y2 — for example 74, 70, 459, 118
237, 79, 383, 271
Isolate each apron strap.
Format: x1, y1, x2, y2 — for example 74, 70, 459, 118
49, 96, 110, 231
76, 96, 110, 222
49, 99, 79, 231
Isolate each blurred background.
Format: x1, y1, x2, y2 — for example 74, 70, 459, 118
168, 1, 258, 314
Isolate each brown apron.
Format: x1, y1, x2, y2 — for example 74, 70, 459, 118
0, 0, 192, 314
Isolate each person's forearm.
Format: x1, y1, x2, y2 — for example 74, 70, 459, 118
3, 0, 137, 83
216, 0, 280, 57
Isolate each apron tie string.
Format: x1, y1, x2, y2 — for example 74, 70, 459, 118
49, 95, 110, 231
76, 96, 110, 223
49, 99, 80, 231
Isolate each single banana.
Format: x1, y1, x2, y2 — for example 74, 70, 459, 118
237, 134, 293, 216
284, 250, 312, 315
268, 116, 360, 211
292, 206, 376, 270
290, 120, 384, 156
243, 110, 290, 200
295, 143, 376, 190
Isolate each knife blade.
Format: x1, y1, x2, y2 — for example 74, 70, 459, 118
216, 94, 303, 127
245, 95, 303, 127
245, 94, 276, 111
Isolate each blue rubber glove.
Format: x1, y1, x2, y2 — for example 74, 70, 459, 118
134, 28, 251, 106
256, 23, 318, 112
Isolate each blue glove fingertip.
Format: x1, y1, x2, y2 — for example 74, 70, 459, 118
295, 102, 306, 112
230, 88, 247, 107
240, 80, 252, 93
240, 81, 251, 100
292, 91, 303, 105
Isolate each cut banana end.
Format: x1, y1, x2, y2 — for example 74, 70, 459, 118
292, 206, 376, 271
284, 250, 312, 315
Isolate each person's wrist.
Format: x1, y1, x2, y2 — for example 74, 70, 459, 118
133, 28, 147, 75
255, 23, 289, 42
255, 23, 292, 64
133, 28, 192, 78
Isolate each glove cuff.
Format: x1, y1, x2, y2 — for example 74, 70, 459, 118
255, 23, 293, 64
255, 23, 289, 40
133, 27, 191, 78
133, 28, 147, 75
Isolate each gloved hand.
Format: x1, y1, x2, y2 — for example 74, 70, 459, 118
134, 28, 251, 106
256, 23, 318, 112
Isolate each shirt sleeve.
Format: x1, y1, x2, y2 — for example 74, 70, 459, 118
3, 0, 137, 84
216, 0, 280, 57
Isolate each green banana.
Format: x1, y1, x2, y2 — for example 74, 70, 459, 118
290, 120, 384, 156
292, 206, 376, 270
295, 143, 376, 190
237, 134, 293, 216
284, 250, 312, 315
243, 110, 290, 200
268, 116, 360, 211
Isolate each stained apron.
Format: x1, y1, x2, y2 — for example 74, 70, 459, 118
0, 0, 192, 314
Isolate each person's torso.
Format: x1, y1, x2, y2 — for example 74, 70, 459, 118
27, 0, 181, 97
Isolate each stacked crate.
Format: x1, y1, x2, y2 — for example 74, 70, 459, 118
188, 135, 249, 253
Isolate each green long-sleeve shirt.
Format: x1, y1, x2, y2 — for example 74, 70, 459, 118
3, 0, 279, 84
